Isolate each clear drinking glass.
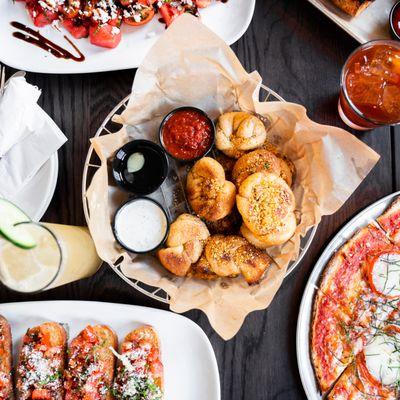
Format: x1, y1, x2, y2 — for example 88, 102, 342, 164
338, 40, 400, 130
0, 222, 101, 293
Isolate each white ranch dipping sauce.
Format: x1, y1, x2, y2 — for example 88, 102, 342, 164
114, 199, 168, 252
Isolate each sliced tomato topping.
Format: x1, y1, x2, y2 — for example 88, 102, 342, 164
384, 324, 400, 335
358, 353, 382, 388
367, 249, 400, 298
123, 5, 155, 26
89, 24, 122, 49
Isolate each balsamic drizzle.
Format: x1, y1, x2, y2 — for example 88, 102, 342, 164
11, 21, 85, 62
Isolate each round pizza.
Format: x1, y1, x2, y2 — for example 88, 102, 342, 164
311, 197, 400, 399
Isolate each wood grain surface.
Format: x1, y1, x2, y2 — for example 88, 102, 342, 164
1, 1, 399, 399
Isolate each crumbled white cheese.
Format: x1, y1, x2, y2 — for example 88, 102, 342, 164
111, 26, 120, 35
91, 0, 119, 24
18, 345, 63, 395
38, 0, 65, 12
92, 8, 111, 24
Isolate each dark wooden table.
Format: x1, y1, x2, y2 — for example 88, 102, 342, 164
1, 1, 399, 399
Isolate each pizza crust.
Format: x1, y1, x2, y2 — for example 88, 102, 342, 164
311, 225, 391, 393
377, 197, 400, 244
327, 354, 397, 399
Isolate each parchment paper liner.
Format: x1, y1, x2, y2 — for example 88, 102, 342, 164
86, 15, 379, 340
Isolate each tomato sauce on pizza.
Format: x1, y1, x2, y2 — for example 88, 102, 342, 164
311, 197, 400, 398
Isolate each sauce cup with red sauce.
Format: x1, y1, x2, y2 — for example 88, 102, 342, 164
390, 1, 400, 40
159, 107, 215, 162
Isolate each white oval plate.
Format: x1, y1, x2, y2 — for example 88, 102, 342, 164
7, 153, 58, 222
296, 191, 400, 400
0, 300, 221, 400
0, 0, 255, 74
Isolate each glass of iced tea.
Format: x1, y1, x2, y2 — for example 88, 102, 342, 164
339, 40, 400, 130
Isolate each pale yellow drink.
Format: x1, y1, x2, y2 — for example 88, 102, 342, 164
0, 223, 101, 293
44, 223, 101, 289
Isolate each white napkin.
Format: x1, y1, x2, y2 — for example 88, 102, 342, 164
0, 76, 41, 157
0, 76, 67, 199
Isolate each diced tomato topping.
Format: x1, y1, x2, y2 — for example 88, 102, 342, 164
62, 19, 89, 39
32, 389, 52, 400
150, 359, 163, 377
38, 330, 53, 348
158, 4, 183, 27
81, 325, 98, 343
89, 24, 122, 49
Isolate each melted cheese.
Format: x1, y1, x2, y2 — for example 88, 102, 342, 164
364, 334, 400, 386
109, 347, 135, 373
372, 253, 400, 298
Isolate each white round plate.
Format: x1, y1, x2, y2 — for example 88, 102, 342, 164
0, 0, 255, 74
296, 191, 400, 400
9, 153, 58, 222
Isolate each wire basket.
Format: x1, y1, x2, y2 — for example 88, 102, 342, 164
82, 88, 318, 304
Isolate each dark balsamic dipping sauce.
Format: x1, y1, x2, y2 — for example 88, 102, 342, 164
113, 140, 169, 195
10, 21, 85, 62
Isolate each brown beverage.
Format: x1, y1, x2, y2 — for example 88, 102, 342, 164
339, 40, 400, 130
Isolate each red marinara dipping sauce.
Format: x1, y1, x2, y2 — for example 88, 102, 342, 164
393, 5, 400, 38
161, 109, 214, 161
